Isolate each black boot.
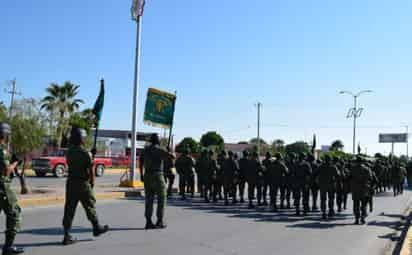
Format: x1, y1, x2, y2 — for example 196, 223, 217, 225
155, 220, 167, 229
3, 233, 24, 254
354, 218, 360, 225
322, 213, 327, 220
93, 224, 109, 237
360, 217, 366, 225
145, 219, 156, 230
62, 231, 77, 246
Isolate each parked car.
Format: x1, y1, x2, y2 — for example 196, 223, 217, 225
31, 149, 113, 178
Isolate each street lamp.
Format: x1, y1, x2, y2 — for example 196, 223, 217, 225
339, 90, 373, 154
129, 0, 145, 186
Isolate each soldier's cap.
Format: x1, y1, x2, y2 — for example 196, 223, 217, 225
228, 151, 234, 156
243, 150, 249, 157
0, 123, 11, 136
275, 152, 283, 159
299, 153, 306, 159
288, 152, 297, 159
307, 154, 315, 161
149, 133, 160, 145
184, 148, 191, 154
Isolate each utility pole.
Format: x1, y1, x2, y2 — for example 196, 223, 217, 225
340, 90, 373, 154
6, 79, 21, 118
406, 125, 409, 159
256, 102, 262, 156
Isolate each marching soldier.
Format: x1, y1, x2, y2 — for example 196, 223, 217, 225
350, 156, 373, 225
62, 127, 109, 245
293, 153, 312, 216
164, 149, 176, 198
308, 154, 320, 211
222, 151, 239, 205
317, 155, 340, 220
196, 150, 210, 202
268, 153, 289, 212
0, 123, 24, 255
262, 152, 272, 206
175, 149, 195, 200
139, 134, 175, 229
237, 151, 247, 203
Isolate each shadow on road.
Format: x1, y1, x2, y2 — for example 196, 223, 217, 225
21, 226, 146, 236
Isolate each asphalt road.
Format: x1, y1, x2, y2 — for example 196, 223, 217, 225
5, 189, 412, 255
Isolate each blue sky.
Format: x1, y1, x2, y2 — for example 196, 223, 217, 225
1, 0, 412, 155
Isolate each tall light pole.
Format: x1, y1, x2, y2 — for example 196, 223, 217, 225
129, 0, 145, 185
255, 102, 262, 156
339, 90, 373, 154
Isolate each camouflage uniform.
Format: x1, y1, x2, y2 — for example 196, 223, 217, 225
267, 153, 289, 211
317, 156, 340, 219
222, 152, 239, 205
164, 156, 175, 198
293, 155, 312, 215
350, 158, 373, 224
308, 155, 320, 211
140, 142, 173, 228
175, 152, 195, 199
237, 152, 248, 203
0, 144, 22, 254
262, 153, 272, 206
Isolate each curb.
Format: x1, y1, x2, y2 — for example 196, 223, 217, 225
387, 196, 412, 255
18, 191, 125, 208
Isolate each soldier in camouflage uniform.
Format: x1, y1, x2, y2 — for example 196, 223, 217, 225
195, 150, 208, 199
391, 160, 406, 197
216, 151, 226, 200
267, 153, 289, 212
334, 157, 345, 213
317, 155, 340, 220
407, 160, 412, 188
62, 127, 109, 245
293, 153, 312, 216
164, 152, 175, 198
0, 123, 24, 255
140, 134, 175, 229
222, 151, 239, 205
175, 149, 195, 200
237, 151, 248, 203
246, 152, 261, 209
308, 154, 320, 211
282, 153, 296, 209
350, 156, 373, 225
262, 152, 272, 206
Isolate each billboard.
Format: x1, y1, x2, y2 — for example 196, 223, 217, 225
379, 133, 408, 143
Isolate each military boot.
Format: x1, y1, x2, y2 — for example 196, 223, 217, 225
360, 218, 366, 225
354, 218, 360, 225
155, 220, 167, 229
3, 234, 24, 255
248, 202, 255, 209
321, 213, 327, 220
93, 224, 109, 237
62, 233, 77, 246
145, 220, 156, 230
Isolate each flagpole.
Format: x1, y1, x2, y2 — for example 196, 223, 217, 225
167, 91, 177, 151
130, 14, 143, 184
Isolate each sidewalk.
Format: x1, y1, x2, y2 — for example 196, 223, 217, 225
16, 184, 141, 208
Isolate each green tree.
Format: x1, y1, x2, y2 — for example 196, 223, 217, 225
285, 141, 310, 155
238, 141, 249, 145
200, 131, 224, 151
330, 140, 344, 151
176, 137, 200, 154
41, 82, 84, 148
249, 137, 268, 145
10, 111, 46, 194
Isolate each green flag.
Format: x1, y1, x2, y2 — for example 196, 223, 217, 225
144, 88, 176, 129
92, 79, 105, 128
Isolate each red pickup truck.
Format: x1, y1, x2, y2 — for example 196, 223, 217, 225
31, 149, 113, 178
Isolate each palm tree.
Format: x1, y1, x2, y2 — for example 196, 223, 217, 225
41, 82, 84, 148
